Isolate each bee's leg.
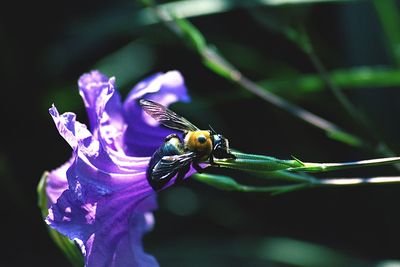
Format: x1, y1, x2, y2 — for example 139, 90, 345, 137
208, 156, 220, 167
192, 162, 206, 173
175, 164, 190, 185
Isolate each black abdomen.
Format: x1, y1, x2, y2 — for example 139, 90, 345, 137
147, 136, 184, 190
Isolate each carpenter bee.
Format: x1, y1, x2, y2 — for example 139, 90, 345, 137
139, 99, 236, 191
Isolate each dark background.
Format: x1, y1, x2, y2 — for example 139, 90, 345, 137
1, 0, 400, 266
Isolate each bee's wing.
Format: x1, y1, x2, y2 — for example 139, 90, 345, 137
151, 152, 196, 181
140, 99, 199, 132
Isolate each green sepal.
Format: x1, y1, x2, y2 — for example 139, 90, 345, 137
37, 172, 84, 267
215, 152, 304, 172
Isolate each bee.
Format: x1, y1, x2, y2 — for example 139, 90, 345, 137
139, 99, 236, 191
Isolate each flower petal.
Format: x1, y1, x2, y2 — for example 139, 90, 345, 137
86, 194, 159, 267
78, 71, 125, 152
78, 71, 122, 131
49, 105, 151, 198
46, 159, 72, 206
123, 71, 190, 157
48, 106, 157, 266
47, 189, 157, 267
47, 71, 198, 267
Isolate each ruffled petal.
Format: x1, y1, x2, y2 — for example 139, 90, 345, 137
47, 70, 197, 267
123, 71, 190, 157
86, 194, 159, 267
47, 189, 157, 267
47, 105, 157, 267
46, 159, 71, 206
78, 71, 125, 152
49, 105, 151, 198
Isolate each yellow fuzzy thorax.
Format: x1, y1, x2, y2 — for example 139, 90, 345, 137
184, 130, 213, 159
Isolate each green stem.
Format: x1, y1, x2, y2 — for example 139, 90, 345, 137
300, 29, 370, 130
251, 169, 319, 183
236, 74, 366, 148
318, 176, 400, 186
192, 173, 312, 194
258, 67, 400, 95
217, 152, 400, 173
193, 171, 400, 195
293, 156, 400, 172
145, 4, 374, 150
299, 29, 398, 163
253, 16, 376, 142
138, 0, 363, 26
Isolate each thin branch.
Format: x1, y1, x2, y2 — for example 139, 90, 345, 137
299, 29, 399, 163
147, 5, 372, 149
319, 176, 400, 186
217, 152, 400, 173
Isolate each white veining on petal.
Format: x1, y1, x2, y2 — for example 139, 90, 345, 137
48, 70, 192, 267
84, 203, 97, 224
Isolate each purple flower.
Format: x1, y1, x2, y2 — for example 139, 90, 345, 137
46, 70, 191, 267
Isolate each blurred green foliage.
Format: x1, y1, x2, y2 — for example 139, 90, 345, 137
3, 0, 400, 266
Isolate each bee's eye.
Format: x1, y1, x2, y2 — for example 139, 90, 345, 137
197, 135, 207, 143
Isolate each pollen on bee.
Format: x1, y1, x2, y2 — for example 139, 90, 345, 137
185, 131, 212, 156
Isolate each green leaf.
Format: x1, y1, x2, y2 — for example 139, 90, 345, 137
150, 1, 381, 154
193, 173, 242, 191
252, 169, 317, 183
37, 172, 49, 218
257, 237, 366, 267
37, 172, 84, 267
326, 129, 364, 148
202, 47, 238, 80
172, 16, 239, 80
192, 173, 309, 194
141, 0, 362, 25
259, 67, 400, 96
257, 0, 360, 4
215, 151, 304, 171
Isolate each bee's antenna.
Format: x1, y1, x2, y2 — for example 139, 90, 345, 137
209, 124, 217, 134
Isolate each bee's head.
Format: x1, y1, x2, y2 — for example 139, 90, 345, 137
210, 131, 236, 159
